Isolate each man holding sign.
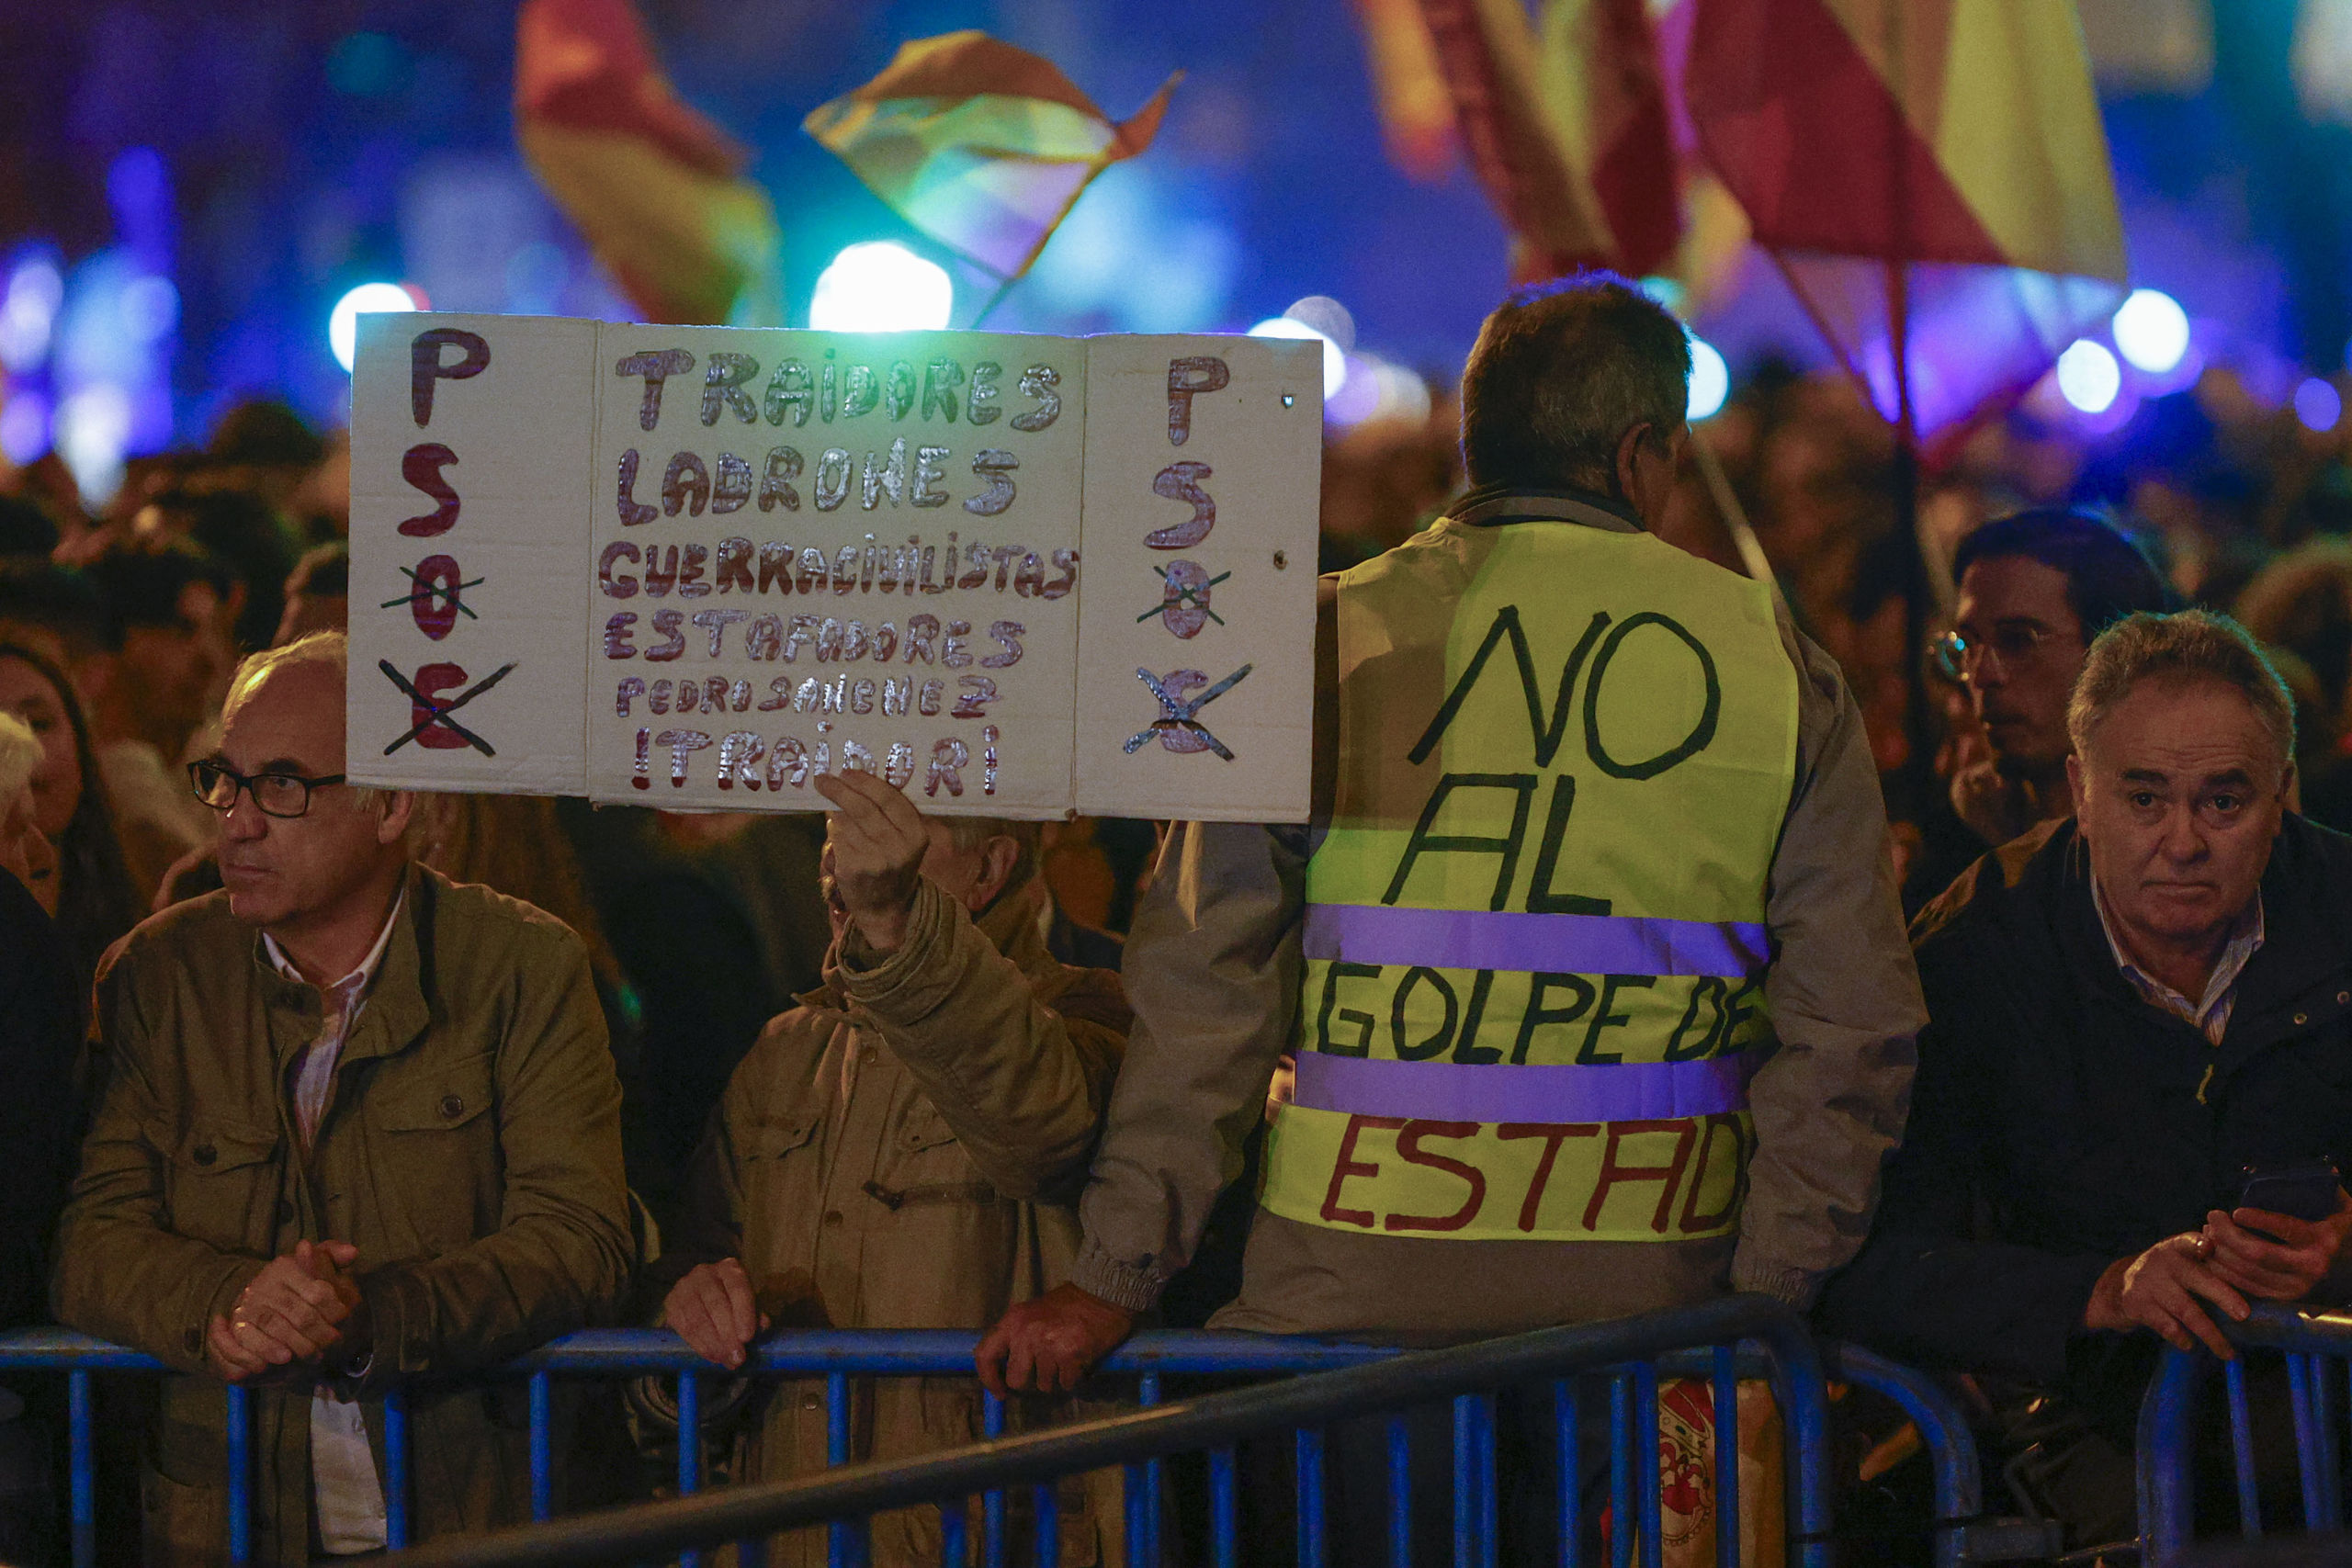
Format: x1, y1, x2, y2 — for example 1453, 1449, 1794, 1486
980, 276, 1925, 1544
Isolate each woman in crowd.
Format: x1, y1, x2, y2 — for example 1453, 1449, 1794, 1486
0, 641, 143, 984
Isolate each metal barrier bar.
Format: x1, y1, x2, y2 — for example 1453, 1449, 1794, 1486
0, 1300, 1865, 1568
1453, 1393, 1476, 1568
2136, 1303, 2352, 1565
1210, 1444, 1238, 1568
527, 1371, 552, 1523
826, 1371, 854, 1568
1608, 1371, 1633, 1568
1139, 1370, 1163, 1568
678, 1371, 702, 1568
68, 1368, 93, 1568
1821, 1342, 1984, 1568
982, 1388, 1005, 1568
1713, 1344, 1739, 1568
1555, 1378, 1579, 1568
386, 1385, 412, 1549
225, 1382, 252, 1565
2285, 1354, 2324, 1532
2224, 1357, 2262, 1540
1634, 1363, 1662, 1568
1296, 1424, 1326, 1568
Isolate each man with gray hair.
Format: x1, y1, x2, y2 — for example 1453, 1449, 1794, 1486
981, 275, 1924, 1557
53, 630, 632, 1563
1823, 609, 2352, 1551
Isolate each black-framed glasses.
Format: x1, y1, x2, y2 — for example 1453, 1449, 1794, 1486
1928, 623, 2062, 683
187, 761, 346, 819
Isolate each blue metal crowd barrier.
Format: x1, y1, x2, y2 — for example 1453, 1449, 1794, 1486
2137, 1303, 2352, 1566
0, 1296, 1992, 1568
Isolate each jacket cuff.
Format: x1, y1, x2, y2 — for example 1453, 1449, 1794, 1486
837, 882, 958, 1015
1070, 1242, 1165, 1314
348, 1268, 422, 1395
179, 1262, 265, 1375
1730, 1254, 1822, 1312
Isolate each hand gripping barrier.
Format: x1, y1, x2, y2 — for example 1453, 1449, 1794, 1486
2138, 1303, 2352, 1566
0, 1295, 1990, 1567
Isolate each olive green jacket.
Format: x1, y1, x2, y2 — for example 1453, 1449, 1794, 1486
53, 864, 633, 1566
657, 876, 1129, 1567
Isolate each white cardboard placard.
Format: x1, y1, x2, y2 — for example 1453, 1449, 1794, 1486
347, 312, 596, 795
1073, 335, 1322, 821
348, 316, 1320, 821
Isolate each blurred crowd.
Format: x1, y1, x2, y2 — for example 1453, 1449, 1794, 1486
0, 355, 2344, 1242
3, 337, 2349, 1562
1321, 354, 2352, 903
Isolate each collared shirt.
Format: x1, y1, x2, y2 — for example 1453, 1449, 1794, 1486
2092, 879, 2265, 1046
261, 894, 403, 1557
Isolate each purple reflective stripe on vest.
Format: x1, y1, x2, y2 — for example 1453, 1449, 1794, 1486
1301, 903, 1770, 979
1293, 1050, 1753, 1124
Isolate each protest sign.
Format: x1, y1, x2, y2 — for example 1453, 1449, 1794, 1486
348, 313, 1322, 820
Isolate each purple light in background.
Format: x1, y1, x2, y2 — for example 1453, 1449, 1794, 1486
0, 389, 50, 463
2294, 377, 2343, 432
0, 257, 61, 373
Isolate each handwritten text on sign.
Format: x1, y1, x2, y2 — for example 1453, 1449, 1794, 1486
348, 316, 1321, 820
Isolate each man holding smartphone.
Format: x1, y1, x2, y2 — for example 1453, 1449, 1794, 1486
1821, 609, 2352, 1551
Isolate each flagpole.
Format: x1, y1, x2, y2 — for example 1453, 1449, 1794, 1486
968, 273, 1020, 330
1871, 3, 1928, 822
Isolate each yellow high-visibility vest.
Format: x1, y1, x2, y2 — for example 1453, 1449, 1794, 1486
1261, 503, 1798, 1242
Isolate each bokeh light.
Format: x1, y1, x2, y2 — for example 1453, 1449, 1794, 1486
1687, 339, 1730, 422
2112, 288, 2191, 375
330, 282, 424, 373
808, 243, 954, 333
2056, 339, 2122, 413
2295, 376, 2343, 433
55, 383, 131, 503
0, 389, 50, 464
1248, 316, 1347, 400
0, 257, 63, 373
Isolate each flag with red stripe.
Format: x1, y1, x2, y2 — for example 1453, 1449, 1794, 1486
515, 0, 782, 325
1684, 0, 2127, 446
1415, 0, 1680, 279
804, 32, 1179, 281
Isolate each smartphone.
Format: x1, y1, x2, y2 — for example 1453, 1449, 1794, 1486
2235, 1158, 2344, 1225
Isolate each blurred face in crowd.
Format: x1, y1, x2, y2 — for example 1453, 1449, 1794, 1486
1953, 555, 2088, 779
819, 813, 1013, 945
0, 655, 83, 841
116, 580, 232, 754
0, 784, 59, 914
207, 658, 410, 936
2069, 675, 2287, 966
274, 589, 347, 647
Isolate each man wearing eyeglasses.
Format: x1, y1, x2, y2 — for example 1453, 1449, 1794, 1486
1911, 509, 2174, 907
52, 631, 632, 1564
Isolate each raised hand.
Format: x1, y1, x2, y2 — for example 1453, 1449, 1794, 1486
816, 766, 932, 953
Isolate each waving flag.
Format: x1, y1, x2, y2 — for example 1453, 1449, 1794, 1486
805, 32, 1181, 281
1683, 0, 2128, 447
515, 0, 782, 325
1415, 0, 1680, 279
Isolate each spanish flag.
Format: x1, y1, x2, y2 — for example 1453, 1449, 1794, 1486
1684, 0, 2127, 444
804, 32, 1180, 281
1414, 0, 1681, 279
515, 0, 783, 325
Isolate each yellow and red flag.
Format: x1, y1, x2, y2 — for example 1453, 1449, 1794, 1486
1414, 0, 1681, 280
805, 32, 1180, 282
1683, 0, 2128, 446
1352, 0, 1461, 182
515, 0, 782, 325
